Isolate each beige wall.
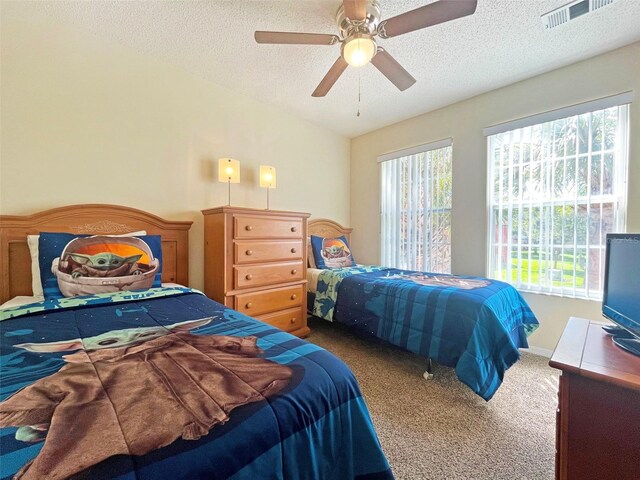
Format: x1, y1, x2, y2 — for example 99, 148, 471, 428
0, 4, 350, 290
2, 3, 638, 352
351, 42, 640, 352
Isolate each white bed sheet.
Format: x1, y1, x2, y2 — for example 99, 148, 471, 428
0, 296, 40, 310
0, 283, 187, 310
307, 268, 323, 294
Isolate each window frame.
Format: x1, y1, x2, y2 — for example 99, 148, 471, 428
485, 99, 630, 300
379, 138, 453, 274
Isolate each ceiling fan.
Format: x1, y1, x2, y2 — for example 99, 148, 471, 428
255, 0, 478, 97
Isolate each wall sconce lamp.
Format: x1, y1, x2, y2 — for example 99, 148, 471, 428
259, 165, 277, 210
218, 158, 240, 205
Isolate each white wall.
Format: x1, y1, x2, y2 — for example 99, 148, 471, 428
351, 42, 640, 351
0, 4, 350, 290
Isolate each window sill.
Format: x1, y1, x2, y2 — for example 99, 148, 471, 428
514, 287, 602, 302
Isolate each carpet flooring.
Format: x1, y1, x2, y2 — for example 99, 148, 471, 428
306, 317, 560, 480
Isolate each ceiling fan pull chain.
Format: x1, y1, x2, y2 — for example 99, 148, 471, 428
357, 69, 361, 117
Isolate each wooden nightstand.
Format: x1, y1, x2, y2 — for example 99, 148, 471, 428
202, 206, 310, 337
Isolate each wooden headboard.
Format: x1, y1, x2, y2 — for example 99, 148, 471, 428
308, 219, 352, 242
0, 204, 193, 303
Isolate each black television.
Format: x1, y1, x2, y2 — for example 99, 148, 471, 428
602, 233, 640, 356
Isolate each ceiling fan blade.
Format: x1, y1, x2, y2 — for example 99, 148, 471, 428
378, 0, 477, 38
371, 48, 416, 91
343, 0, 367, 21
255, 31, 339, 45
312, 57, 349, 97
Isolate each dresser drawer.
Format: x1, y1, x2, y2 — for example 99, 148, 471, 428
234, 240, 303, 264
255, 307, 304, 333
234, 215, 303, 239
234, 261, 304, 289
235, 285, 303, 316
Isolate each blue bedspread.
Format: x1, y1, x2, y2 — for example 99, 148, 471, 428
0, 290, 392, 480
313, 268, 539, 401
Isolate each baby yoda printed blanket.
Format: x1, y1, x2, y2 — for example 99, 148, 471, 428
313, 267, 539, 401
0, 288, 392, 480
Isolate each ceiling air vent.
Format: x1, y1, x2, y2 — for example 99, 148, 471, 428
542, 0, 617, 29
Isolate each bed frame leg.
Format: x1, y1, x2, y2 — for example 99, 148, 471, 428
423, 358, 434, 380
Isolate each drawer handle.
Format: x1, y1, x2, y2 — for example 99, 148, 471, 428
245, 225, 253, 231
245, 302, 252, 309
291, 226, 297, 232
245, 250, 253, 256
291, 248, 297, 253
291, 269, 297, 275
245, 274, 253, 280
290, 294, 297, 300
290, 317, 297, 324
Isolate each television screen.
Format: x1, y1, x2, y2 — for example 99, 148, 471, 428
602, 233, 640, 339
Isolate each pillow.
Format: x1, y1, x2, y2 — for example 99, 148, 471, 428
307, 238, 317, 269
27, 235, 45, 300
27, 231, 146, 299
310, 235, 356, 269
38, 232, 162, 299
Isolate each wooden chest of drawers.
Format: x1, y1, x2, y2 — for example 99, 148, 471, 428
202, 206, 310, 337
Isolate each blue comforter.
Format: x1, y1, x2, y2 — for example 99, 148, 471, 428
313, 268, 539, 400
0, 289, 392, 480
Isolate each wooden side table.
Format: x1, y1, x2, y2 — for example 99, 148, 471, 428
549, 317, 640, 480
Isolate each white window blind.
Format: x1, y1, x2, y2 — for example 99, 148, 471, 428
487, 102, 629, 299
380, 140, 452, 273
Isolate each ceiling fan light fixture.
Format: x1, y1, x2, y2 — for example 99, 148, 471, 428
255, 0, 479, 96
341, 34, 376, 67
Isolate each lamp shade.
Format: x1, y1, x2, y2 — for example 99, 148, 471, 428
259, 165, 277, 189
218, 158, 240, 183
342, 35, 376, 67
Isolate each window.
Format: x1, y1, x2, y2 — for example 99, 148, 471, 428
486, 99, 630, 299
380, 139, 452, 273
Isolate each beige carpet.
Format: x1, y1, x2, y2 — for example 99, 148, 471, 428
306, 317, 560, 480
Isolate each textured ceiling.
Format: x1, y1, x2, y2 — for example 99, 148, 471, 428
29, 0, 640, 138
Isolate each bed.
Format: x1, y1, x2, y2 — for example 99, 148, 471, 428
307, 219, 539, 401
0, 205, 392, 480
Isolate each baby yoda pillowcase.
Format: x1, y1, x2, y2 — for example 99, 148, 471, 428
53, 236, 161, 298
38, 232, 163, 299
27, 231, 146, 300
310, 235, 356, 269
